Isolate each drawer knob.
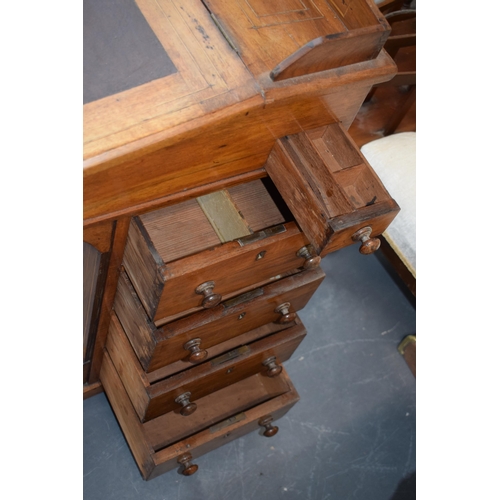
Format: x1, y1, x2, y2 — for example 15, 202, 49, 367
175, 392, 198, 416
258, 415, 279, 437
351, 226, 381, 255
275, 302, 296, 324
183, 338, 208, 363
177, 453, 198, 476
195, 281, 222, 308
297, 245, 321, 269
262, 356, 282, 377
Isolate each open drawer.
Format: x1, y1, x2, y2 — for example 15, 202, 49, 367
106, 312, 306, 422
101, 350, 300, 480
265, 121, 400, 256
122, 179, 314, 323
122, 122, 398, 325
114, 266, 324, 373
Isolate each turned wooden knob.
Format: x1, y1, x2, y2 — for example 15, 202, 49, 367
274, 302, 297, 324
177, 453, 198, 476
297, 245, 321, 269
351, 227, 380, 255
175, 392, 198, 416
183, 338, 208, 363
195, 281, 222, 308
262, 356, 282, 377
258, 416, 279, 437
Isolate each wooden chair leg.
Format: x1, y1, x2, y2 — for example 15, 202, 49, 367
383, 85, 416, 136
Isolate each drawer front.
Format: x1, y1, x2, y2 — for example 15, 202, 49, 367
107, 311, 306, 422
100, 350, 299, 481
124, 218, 312, 322
114, 266, 324, 372
265, 122, 400, 256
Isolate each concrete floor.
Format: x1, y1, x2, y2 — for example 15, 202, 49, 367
83, 244, 416, 499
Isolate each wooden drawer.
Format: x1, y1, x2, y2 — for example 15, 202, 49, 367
106, 311, 306, 422
114, 266, 324, 373
123, 180, 312, 323
101, 350, 299, 480
264, 122, 400, 256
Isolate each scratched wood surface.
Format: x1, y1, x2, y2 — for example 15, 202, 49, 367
106, 312, 306, 422
83, 0, 396, 224
113, 267, 324, 372
265, 122, 399, 255
100, 349, 299, 480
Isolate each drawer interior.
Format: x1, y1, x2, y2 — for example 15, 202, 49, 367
144, 371, 291, 452
139, 179, 288, 263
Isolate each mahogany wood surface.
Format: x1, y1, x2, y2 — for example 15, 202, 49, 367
271, 28, 388, 82
144, 372, 291, 451
348, 85, 416, 147
124, 217, 309, 322
83, 243, 102, 362
83, 0, 399, 404
87, 217, 130, 384
100, 349, 299, 480
265, 122, 399, 256
348, 7, 415, 146
107, 314, 306, 422
379, 235, 416, 296
83, 221, 115, 377
84, 53, 395, 223
83, 222, 114, 254
83, 380, 103, 400
204, 0, 389, 79
114, 267, 324, 372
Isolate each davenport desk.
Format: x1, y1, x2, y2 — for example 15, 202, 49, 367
83, 0, 399, 480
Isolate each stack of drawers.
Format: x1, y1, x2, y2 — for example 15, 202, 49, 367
100, 123, 400, 480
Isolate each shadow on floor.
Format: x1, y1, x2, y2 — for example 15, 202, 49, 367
390, 471, 416, 500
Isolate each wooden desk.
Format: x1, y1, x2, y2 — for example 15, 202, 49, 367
83, 0, 399, 479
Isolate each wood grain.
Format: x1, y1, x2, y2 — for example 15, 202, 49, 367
83, 221, 114, 253
144, 372, 291, 450
148, 377, 299, 479
107, 317, 306, 422
124, 216, 309, 322
100, 351, 156, 478
140, 199, 221, 263
271, 27, 388, 81
101, 347, 299, 480
227, 180, 285, 231
265, 122, 399, 255
114, 267, 324, 372
88, 218, 130, 384
83, 50, 397, 223
83, 242, 102, 361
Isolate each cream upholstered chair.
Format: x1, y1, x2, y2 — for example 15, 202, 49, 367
361, 131, 416, 294
361, 131, 416, 375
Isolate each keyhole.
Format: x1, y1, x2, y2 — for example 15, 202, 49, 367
256, 251, 266, 261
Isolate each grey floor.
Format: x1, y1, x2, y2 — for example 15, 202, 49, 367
83, 244, 416, 500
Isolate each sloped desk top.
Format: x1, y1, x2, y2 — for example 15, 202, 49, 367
83, 0, 396, 224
